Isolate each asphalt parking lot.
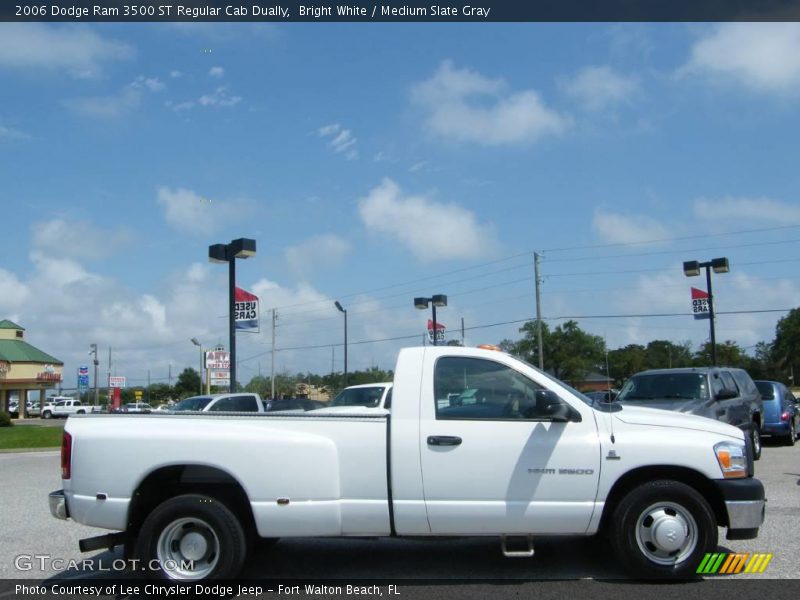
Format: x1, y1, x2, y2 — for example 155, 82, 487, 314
0, 440, 797, 598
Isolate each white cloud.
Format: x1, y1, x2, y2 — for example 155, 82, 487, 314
317, 123, 358, 160
561, 66, 639, 111
285, 235, 351, 279
611, 270, 800, 351
0, 24, 133, 78
156, 186, 251, 235
694, 196, 800, 224
198, 86, 242, 107
411, 60, 570, 145
64, 88, 142, 118
31, 219, 133, 260
66, 76, 165, 118
683, 23, 800, 94
592, 210, 670, 244
208, 66, 225, 78
170, 70, 183, 78
0, 268, 30, 315
358, 178, 497, 262
0, 124, 30, 140
131, 76, 165, 92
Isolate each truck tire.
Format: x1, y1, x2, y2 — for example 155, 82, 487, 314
135, 494, 247, 581
749, 422, 762, 461
610, 479, 717, 579
42, 411, 52, 420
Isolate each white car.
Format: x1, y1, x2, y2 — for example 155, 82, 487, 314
41, 397, 100, 419
170, 393, 264, 413
309, 382, 392, 415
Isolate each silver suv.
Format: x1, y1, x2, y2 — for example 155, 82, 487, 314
617, 367, 763, 460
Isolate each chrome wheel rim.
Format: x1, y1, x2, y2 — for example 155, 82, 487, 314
752, 428, 761, 454
635, 501, 698, 566
156, 517, 220, 580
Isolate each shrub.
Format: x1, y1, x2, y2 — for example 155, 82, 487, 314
0, 411, 12, 427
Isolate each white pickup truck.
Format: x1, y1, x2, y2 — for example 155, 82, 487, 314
42, 397, 101, 419
309, 382, 392, 415
49, 346, 764, 581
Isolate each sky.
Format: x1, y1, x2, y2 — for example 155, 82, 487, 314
1, 22, 800, 390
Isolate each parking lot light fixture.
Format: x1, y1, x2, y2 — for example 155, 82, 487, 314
208, 238, 257, 392
414, 294, 448, 346
683, 257, 729, 366
190, 338, 203, 394
335, 301, 348, 388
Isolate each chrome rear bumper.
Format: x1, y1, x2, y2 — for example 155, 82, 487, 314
49, 489, 68, 520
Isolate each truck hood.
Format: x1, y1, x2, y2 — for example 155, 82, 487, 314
614, 404, 744, 440
617, 398, 708, 414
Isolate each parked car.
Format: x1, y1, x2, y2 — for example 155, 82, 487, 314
754, 380, 799, 446
41, 397, 101, 419
171, 393, 264, 413
122, 403, 152, 414
26, 402, 41, 417
50, 345, 764, 581
308, 383, 392, 415
264, 397, 326, 412
616, 367, 763, 459
7, 400, 18, 418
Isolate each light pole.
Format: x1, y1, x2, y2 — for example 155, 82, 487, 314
334, 301, 348, 388
89, 343, 99, 406
414, 294, 448, 346
209, 238, 256, 393
190, 338, 203, 394
683, 257, 729, 366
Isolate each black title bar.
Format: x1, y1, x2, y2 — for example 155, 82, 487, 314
4, 0, 800, 22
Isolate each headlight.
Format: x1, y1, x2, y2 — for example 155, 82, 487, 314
714, 442, 747, 478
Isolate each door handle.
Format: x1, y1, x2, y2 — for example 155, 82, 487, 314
427, 435, 462, 446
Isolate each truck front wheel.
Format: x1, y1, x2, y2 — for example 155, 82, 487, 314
610, 480, 717, 579
135, 494, 247, 581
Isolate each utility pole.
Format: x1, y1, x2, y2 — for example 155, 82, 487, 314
461, 317, 465, 346
534, 252, 544, 370
271, 309, 277, 400
107, 347, 112, 405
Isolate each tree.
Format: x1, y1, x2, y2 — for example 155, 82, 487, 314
644, 340, 693, 370
773, 307, 800, 382
608, 345, 647, 385
546, 320, 606, 382
174, 368, 201, 398
694, 340, 747, 367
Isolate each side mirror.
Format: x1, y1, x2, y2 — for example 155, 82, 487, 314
535, 390, 581, 422
715, 389, 738, 401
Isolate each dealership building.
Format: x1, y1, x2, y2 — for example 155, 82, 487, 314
0, 319, 64, 419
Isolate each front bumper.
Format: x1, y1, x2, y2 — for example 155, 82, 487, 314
715, 478, 765, 540
49, 489, 69, 520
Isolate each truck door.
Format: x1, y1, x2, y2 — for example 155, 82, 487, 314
419, 355, 601, 535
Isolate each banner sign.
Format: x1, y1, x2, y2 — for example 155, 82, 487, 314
78, 366, 89, 392
691, 287, 710, 320
109, 376, 127, 388
205, 350, 230, 370
210, 371, 231, 382
427, 319, 446, 344
235, 287, 260, 331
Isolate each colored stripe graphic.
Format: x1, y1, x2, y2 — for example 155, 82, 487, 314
698, 553, 773, 575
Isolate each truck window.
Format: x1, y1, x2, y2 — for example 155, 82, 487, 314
434, 356, 551, 421
720, 372, 739, 396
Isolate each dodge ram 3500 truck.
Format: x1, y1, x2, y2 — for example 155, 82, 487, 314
49, 346, 764, 581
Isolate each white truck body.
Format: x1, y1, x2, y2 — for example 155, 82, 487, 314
50, 346, 765, 580
42, 397, 100, 419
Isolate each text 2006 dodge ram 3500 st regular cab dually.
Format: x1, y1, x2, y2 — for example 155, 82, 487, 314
50, 346, 765, 580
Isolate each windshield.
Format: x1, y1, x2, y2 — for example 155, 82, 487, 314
618, 373, 709, 401
172, 396, 213, 411
330, 386, 386, 408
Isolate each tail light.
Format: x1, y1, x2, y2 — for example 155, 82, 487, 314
781, 411, 791, 422
61, 431, 72, 480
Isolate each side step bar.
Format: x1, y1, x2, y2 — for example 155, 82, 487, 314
79, 532, 127, 553
501, 535, 535, 558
